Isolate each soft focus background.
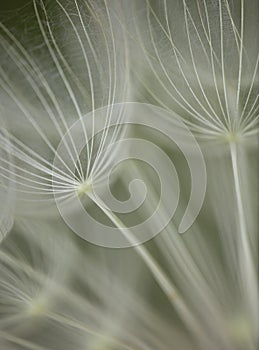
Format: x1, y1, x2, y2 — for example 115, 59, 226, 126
0, 1, 258, 350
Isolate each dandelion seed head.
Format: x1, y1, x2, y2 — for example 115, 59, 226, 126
223, 130, 238, 143
0, 0, 130, 218
128, 0, 259, 147
25, 296, 46, 317
0, 220, 76, 334
0, 0, 257, 349
76, 179, 93, 197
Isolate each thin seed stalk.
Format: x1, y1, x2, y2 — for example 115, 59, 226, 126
88, 192, 211, 345
229, 142, 257, 335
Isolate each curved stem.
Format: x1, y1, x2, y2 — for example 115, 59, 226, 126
88, 193, 211, 346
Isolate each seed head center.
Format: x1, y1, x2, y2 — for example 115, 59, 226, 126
76, 180, 92, 197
